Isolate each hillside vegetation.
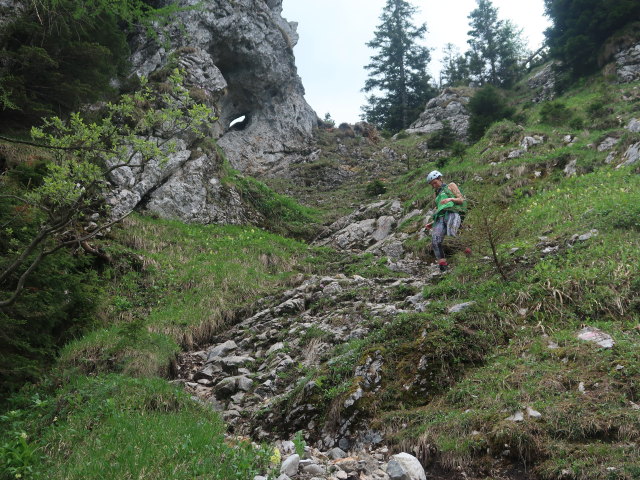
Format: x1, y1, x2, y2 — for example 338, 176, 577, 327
1, 67, 640, 480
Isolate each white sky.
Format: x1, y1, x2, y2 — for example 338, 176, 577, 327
281, 0, 550, 124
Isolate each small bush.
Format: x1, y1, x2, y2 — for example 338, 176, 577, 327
468, 86, 514, 142
450, 141, 467, 161
365, 179, 387, 196
539, 101, 572, 126
586, 98, 613, 119
486, 120, 523, 145
436, 156, 450, 169
428, 120, 455, 149
569, 116, 585, 130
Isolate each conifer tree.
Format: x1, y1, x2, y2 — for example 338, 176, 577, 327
440, 43, 470, 87
466, 0, 525, 87
544, 0, 640, 77
361, 0, 436, 132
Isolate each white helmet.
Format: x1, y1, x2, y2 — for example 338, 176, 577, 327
426, 170, 442, 183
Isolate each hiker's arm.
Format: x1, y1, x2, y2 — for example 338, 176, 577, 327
439, 183, 465, 205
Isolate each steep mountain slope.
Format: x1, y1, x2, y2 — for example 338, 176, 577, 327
2, 24, 640, 480
169, 71, 640, 479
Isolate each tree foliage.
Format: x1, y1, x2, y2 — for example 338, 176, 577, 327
544, 0, 640, 77
0, 0, 183, 126
467, 85, 514, 141
440, 43, 470, 87
466, 0, 526, 87
1, 70, 215, 306
440, 0, 526, 88
361, 0, 436, 132
0, 70, 215, 393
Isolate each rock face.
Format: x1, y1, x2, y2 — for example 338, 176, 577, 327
106, 140, 259, 223
528, 63, 556, 103
130, 0, 316, 174
104, 0, 319, 223
615, 41, 640, 83
0, 0, 22, 29
405, 88, 472, 140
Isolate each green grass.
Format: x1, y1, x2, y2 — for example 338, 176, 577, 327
54, 214, 335, 378
107, 215, 325, 342
3, 64, 640, 480
1, 375, 273, 480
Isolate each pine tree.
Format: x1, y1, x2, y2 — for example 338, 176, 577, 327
361, 0, 436, 132
440, 43, 470, 87
544, 0, 640, 77
0, 0, 182, 126
466, 0, 526, 87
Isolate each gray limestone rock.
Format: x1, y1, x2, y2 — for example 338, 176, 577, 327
302, 463, 326, 475
597, 137, 619, 152
617, 142, 640, 168
564, 159, 577, 177
615, 41, 640, 83
281, 454, 300, 477
328, 447, 348, 460
506, 411, 525, 422
355, 352, 384, 391
521, 135, 544, 151
207, 340, 238, 362
406, 88, 471, 140
386, 453, 426, 480
448, 302, 476, 314
372, 216, 396, 242
626, 118, 640, 133
343, 388, 364, 409
528, 63, 556, 102
130, 0, 317, 175
577, 326, 615, 348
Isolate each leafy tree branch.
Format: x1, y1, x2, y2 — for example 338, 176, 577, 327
0, 70, 216, 306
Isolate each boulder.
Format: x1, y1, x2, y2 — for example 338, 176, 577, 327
281, 454, 300, 477
597, 137, 619, 152
206, 340, 238, 362
617, 142, 640, 168
626, 118, 640, 133
448, 301, 475, 314
405, 88, 471, 140
386, 453, 426, 480
577, 326, 615, 348
327, 447, 348, 460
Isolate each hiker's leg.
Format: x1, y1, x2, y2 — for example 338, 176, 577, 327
431, 218, 446, 260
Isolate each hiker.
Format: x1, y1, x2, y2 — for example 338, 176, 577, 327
425, 170, 466, 272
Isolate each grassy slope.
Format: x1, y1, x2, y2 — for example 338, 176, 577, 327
342, 77, 640, 479
1, 72, 639, 480
1, 191, 329, 478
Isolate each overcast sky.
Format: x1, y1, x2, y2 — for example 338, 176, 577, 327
281, 0, 550, 124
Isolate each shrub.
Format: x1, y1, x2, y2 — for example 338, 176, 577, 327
468, 86, 514, 142
569, 116, 585, 130
428, 120, 455, 149
450, 141, 467, 161
365, 179, 387, 196
539, 101, 572, 126
436, 156, 450, 169
486, 120, 523, 145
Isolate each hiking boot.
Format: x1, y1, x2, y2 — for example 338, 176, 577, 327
438, 260, 448, 272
